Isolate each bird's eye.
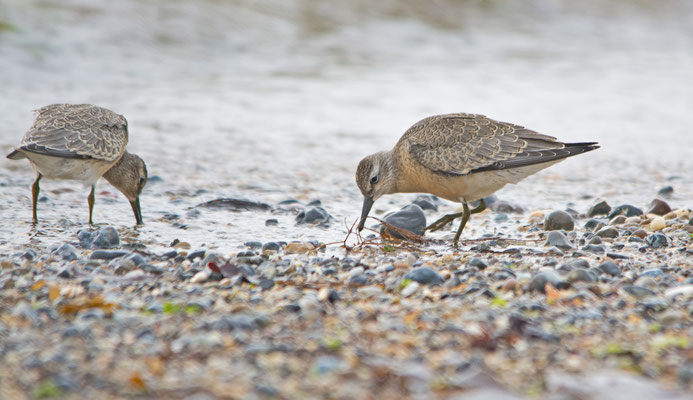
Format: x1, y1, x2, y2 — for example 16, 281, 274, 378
139, 178, 145, 185
370, 176, 378, 184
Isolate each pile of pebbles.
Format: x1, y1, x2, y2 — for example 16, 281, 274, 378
0, 196, 691, 399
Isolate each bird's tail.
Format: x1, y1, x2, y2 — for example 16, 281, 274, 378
6, 149, 26, 160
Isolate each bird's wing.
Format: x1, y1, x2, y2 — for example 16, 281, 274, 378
403, 113, 589, 176
19, 104, 128, 161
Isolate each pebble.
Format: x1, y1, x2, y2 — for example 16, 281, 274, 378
664, 285, 693, 301
545, 231, 572, 250
646, 233, 667, 248
348, 274, 370, 286
90, 227, 121, 249
244, 241, 262, 249
529, 271, 561, 293
261, 242, 281, 252
380, 204, 426, 238
567, 268, 597, 283
607, 204, 644, 219
657, 185, 674, 198
403, 266, 444, 285
53, 244, 79, 261
646, 199, 671, 216
284, 242, 315, 254
89, 250, 128, 260
622, 285, 656, 299
295, 206, 331, 225
265, 218, 279, 226
640, 268, 664, 278
412, 194, 439, 211
190, 270, 211, 283
596, 261, 620, 276
468, 258, 488, 270
196, 198, 272, 211
584, 218, 605, 230
649, 217, 666, 231
544, 210, 574, 231
633, 276, 657, 290
595, 227, 619, 238
401, 281, 420, 297
587, 200, 611, 217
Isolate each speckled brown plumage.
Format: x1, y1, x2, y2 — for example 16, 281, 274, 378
20, 104, 128, 161
399, 113, 584, 176
355, 112, 599, 244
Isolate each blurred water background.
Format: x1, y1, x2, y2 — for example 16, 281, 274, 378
1, 0, 692, 253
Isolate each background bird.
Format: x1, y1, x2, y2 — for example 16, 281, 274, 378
6, 104, 148, 225
356, 113, 599, 244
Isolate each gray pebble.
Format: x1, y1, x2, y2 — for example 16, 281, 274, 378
545, 231, 573, 250
622, 285, 656, 299
607, 204, 643, 219
529, 271, 561, 293
412, 194, 439, 211
646, 233, 668, 248
640, 268, 664, 278
380, 204, 426, 238
468, 258, 487, 270
91, 226, 120, 249
567, 268, 597, 283
597, 261, 620, 276
296, 206, 331, 225
53, 244, 79, 261
404, 266, 444, 285
596, 227, 619, 238
587, 200, 611, 217
544, 210, 574, 231
90, 250, 128, 260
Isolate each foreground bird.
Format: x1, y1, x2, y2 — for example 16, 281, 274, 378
6, 104, 148, 225
356, 113, 599, 244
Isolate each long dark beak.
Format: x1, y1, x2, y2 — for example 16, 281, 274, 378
130, 198, 143, 225
357, 196, 374, 231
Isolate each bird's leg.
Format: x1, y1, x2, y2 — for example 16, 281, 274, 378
452, 202, 471, 245
31, 174, 42, 224
88, 185, 95, 225
426, 211, 465, 232
452, 199, 487, 245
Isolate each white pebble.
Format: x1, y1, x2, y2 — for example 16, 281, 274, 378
190, 270, 210, 283
401, 281, 420, 297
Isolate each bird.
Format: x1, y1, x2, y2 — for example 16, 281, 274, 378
355, 113, 599, 245
6, 104, 148, 225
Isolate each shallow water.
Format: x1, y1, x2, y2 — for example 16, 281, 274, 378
1, 0, 692, 255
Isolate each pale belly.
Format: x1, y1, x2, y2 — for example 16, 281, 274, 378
398, 158, 562, 203
23, 152, 114, 186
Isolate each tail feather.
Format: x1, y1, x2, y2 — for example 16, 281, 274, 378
6, 149, 26, 160
470, 142, 599, 174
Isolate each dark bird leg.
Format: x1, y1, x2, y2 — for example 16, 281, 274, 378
426, 198, 487, 233
31, 174, 42, 224
88, 185, 95, 225
452, 199, 487, 245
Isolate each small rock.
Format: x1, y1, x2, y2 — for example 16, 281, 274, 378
380, 204, 426, 238
588, 236, 602, 245
597, 261, 620, 276
657, 185, 674, 198
607, 204, 643, 219
404, 266, 445, 285
649, 217, 666, 231
412, 194, 439, 211
89, 250, 128, 260
622, 285, 656, 299
348, 274, 370, 286
284, 242, 315, 254
187, 250, 206, 261
53, 244, 79, 261
609, 215, 627, 225
646, 233, 667, 248
631, 229, 647, 239
647, 199, 672, 216
584, 219, 605, 230
468, 258, 488, 270
634, 276, 657, 290
544, 210, 574, 231
567, 268, 597, 283
265, 219, 279, 226
261, 242, 281, 252
401, 281, 420, 297
582, 244, 606, 254
57, 267, 73, 279
545, 231, 572, 250
488, 197, 523, 213
296, 207, 331, 225
596, 227, 619, 238
529, 271, 561, 293
91, 226, 120, 249
196, 198, 272, 211
664, 285, 693, 301
587, 200, 611, 217
640, 268, 664, 278
190, 270, 210, 283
